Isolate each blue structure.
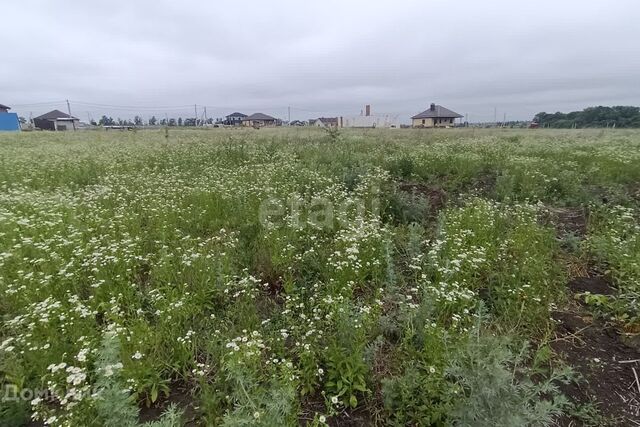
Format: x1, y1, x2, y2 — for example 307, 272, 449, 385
0, 113, 21, 131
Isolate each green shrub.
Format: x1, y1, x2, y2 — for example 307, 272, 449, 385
447, 332, 572, 427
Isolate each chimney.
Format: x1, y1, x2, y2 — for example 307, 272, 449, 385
430, 103, 436, 111
365, 105, 371, 116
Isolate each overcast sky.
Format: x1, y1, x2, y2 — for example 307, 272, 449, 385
3, 0, 640, 122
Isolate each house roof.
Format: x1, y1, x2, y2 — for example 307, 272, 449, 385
412, 105, 462, 119
244, 113, 276, 121
0, 104, 10, 110
34, 110, 78, 121
226, 112, 247, 118
318, 117, 338, 124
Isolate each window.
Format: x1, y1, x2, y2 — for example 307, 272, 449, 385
422, 119, 425, 124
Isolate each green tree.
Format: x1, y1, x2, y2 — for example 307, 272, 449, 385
98, 115, 115, 126
534, 106, 640, 128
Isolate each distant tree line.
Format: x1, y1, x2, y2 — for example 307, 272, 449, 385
95, 115, 216, 127
534, 106, 640, 128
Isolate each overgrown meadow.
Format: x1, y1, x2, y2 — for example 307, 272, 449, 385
1, 128, 639, 426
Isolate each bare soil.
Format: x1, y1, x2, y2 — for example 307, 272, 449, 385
552, 276, 640, 425
568, 276, 616, 296
472, 171, 498, 196
300, 395, 375, 427
543, 206, 588, 239
398, 181, 447, 215
138, 384, 200, 426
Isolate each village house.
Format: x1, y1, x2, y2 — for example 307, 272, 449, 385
340, 105, 400, 128
224, 112, 247, 126
412, 103, 462, 128
33, 110, 79, 131
242, 113, 279, 128
310, 117, 339, 127
0, 104, 21, 131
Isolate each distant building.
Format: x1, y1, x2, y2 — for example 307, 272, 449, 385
411, 103, 462, 128
340, 105, 400, 128
289, 120, 306, 126
33, 110, 79, 131
224, 112, 247, 126
242, 113, 279, 127
0, 104, 20, 131
311, 117, 339, 127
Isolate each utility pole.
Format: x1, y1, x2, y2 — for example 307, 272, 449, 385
194, 104, 198, 126
66, 99, 76, 130
503, 113, 506, 127
494, 107, 497, 127
288, 106, 291, 125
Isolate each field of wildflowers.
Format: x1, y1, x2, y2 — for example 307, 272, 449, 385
1, 128, 639, 426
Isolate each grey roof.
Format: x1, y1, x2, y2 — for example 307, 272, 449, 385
412, 105, 462, 119
0, 104, 10, 110
226, 112, 247, 118
244, 113, 276, 121
34, 109, 78, 120
318, 117, 338, 124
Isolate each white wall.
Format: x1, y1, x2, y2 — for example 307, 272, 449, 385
341, 115, 400, 128
54, 119, 79, 131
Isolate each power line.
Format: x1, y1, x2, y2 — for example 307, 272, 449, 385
10, 100, 333, 116
71, 101, 196, 111
7, 100, 67, 107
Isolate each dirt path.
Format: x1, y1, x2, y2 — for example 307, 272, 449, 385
552, 275, 640, 425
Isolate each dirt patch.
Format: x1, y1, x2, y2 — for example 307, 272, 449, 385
262, 275, 284, 298
543, 206, 588, 239
398, 182, 447, 213
134, 261, 152, 288
626, 182, 640, 203
552, 274, 640, 425
299, 395, 375, 427
138, 385, 200, 426
253, 250, 286, 301
568, 276, 615, 296
472, 171, 498, 195
327, 407, 375, 427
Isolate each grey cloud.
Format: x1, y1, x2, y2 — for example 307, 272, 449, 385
2, 0, 640, 122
